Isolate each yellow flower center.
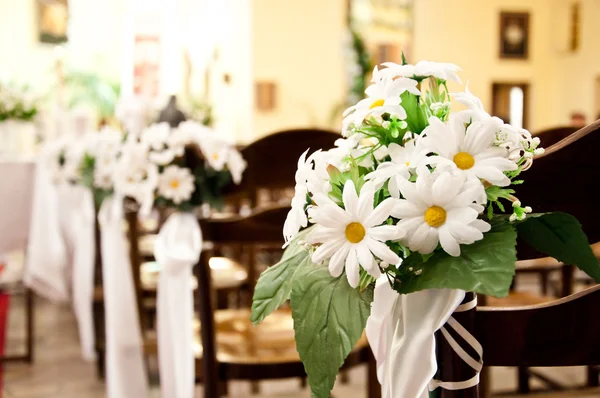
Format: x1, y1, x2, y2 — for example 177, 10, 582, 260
170, 179, 180, 189
453, 152, 475, 170
369, 99, 385, 109
424, 206, 447, 227
212, 153, 219, 160
345, 222, 366, 243
405, 161, 410, 166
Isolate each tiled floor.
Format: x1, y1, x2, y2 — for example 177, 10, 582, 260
2, 286, 598, 397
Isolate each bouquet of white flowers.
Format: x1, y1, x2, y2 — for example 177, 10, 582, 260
251, 59, 600, 398
0, 84, 38, 122
113, 120, 246, 213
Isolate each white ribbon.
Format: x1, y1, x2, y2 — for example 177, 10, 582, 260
99, 197, 149, 398
366, 277, 466, 398
154, 212, 202, 398
70, 188, 96, 360
428, 295, 483, 392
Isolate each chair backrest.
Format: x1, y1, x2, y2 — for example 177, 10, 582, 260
533, 126, 578, 148
226, 128, 340, 208
437, 286, 600, 398
513, 121, 600, 260
194, 206, 289, 398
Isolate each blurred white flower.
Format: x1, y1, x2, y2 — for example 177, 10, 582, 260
141, 123, 170, 151
157, 165, 195, 205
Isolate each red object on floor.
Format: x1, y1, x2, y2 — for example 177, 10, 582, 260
0, 291, 9, 397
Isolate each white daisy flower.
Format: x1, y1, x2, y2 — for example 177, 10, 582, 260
306, 180, 405, 288
343, 74, 420, 132
283, 184, 309, 247
283, 150, 328, 245
365, 138, 429, 197
157, 165, 195, 205
378, 60, 462, 83
422, 113, 518, 187
141, 123, 170, 151
391, 170, 490, 257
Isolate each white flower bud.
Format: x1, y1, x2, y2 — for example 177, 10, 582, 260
532, 137, 541, 146
512, 200, 521, 208
524, 151, 533, 159
382, 121, 391, 129
509, 213, 518, 222
534, 148, 545, 155
524, 206, 532, 213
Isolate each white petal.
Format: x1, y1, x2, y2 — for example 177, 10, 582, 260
445, 221, 483, 244
364, 198, 396, 228
419, 227, 440, 254
356, 243, 375, 272
369, 224, 406, 241
312, 237, 345, 264
367, 238, 400, 266
343, 180, 359, 218
329, 243, 351, 277
345, 249, 360, 288
446, 207, 478, 224
431, 172, 462, 205
356, 181, 376, 221
391, 200, 423, 218
306, 226, 339, 244
439, 226, 461, 256
470, 219, 491, 233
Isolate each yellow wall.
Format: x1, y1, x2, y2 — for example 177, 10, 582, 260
0, 0, 126, 89
252, 0, 347, 139
412, 0, 600, 132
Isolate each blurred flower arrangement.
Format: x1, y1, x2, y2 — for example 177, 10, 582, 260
0, 83, 38, 122
43, 120, 246, 214
251, 58, 600, 398
113, 120, 246, 213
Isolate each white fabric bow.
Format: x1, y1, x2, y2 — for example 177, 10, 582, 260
154, 212, 202, 398
366, 277, 465, 398
99, 197, 149, 398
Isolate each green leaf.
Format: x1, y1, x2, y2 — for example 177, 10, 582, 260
291, 265, 373, 398
251, 251, 309, 325
516, 212, 600, 282
394, 223, 518, 297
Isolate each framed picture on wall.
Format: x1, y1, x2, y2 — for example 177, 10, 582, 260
38, 0, 68, 44
499, 12, 529, 59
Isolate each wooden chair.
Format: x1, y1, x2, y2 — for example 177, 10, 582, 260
439, 121, 600, 397
196, 206, 378, 397
435, 286, 600, 398
225, 128, 340, 210
532, 126, 578, 148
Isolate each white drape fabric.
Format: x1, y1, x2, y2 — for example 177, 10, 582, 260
99, 197, 148, 398
69, 188, 96, 360
154, 212, 202, 398
366, 277, 466, 398
24, 163, 69, 302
